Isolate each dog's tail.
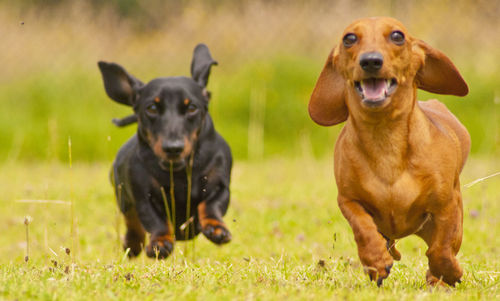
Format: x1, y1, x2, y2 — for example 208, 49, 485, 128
112, 114, 137, 127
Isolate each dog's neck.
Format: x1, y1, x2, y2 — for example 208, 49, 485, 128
345, 85, 429, 181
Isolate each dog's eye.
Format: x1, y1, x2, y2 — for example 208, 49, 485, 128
146, 103, 159, 116
390, 31, 405, 45
187, 104, 198, 115
343, 33, 358, 48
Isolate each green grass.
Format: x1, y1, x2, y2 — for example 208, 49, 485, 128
0, 56, 339, 162
0, 157, 499, 300
1, 2, 499, 299
2, 0, 500, 163
1, 55, 499, 163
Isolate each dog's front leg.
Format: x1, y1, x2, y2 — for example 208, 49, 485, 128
338, 195, 394, 286
122, 208, 146, 257
135, 197, 175, 259
418, 191, 463, 287
197, 184, 231, 244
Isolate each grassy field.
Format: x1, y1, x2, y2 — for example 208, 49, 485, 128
1, 1, 499, 300
0, 157, 499, 300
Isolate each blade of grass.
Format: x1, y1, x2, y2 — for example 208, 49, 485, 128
185, 151, 195, 261
464, 171, 500, 188
68, 137, 76, 268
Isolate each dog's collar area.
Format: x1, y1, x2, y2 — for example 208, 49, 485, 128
354, 78, 397, 107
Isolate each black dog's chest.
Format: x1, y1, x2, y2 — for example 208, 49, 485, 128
149, 169, 203, 215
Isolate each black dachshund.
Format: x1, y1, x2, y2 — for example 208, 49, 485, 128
98, 44, 232, 259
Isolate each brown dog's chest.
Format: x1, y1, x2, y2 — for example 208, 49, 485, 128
336, 145, 440, 239
357, 169, 432, 238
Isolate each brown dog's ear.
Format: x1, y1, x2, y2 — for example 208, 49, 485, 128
308, 49, 348, 126
415, 40, 468, 96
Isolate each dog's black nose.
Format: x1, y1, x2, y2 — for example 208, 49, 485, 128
359, 52, 384, 72
163, 140, 184, 156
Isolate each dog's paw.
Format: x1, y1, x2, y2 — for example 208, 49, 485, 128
426, 270, 450, 287
365, 262, 393, 287
201, 219, 231, 244
427, 253, 463, 286
124, 230, 145, 258
145, 234, 174, 259
360, 238, 394, 286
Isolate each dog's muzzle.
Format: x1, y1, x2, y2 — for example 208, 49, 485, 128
354, 78, 398, 107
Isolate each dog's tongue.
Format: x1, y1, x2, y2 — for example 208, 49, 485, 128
361, 79, 386, 100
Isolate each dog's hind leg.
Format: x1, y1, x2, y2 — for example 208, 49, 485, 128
380, 232, 401, 261
386, 238, 402, 261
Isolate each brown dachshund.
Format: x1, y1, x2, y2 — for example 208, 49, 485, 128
309, 17, 470, 287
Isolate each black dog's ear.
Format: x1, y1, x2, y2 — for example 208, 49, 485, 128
190, 44, 218, 88
98, 61, 144, 106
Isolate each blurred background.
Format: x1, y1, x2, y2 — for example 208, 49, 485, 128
1, 0, 499, 163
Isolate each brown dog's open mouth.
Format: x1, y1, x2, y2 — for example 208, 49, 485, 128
354, 78, 397, 107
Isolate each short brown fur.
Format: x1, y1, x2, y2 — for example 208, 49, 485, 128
309, 17, 470, 287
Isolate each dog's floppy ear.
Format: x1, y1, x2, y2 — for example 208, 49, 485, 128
308, 48, 348, 126
415, 40, 468, 96
98, 61, 144, 106
191, 43, 218, 88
